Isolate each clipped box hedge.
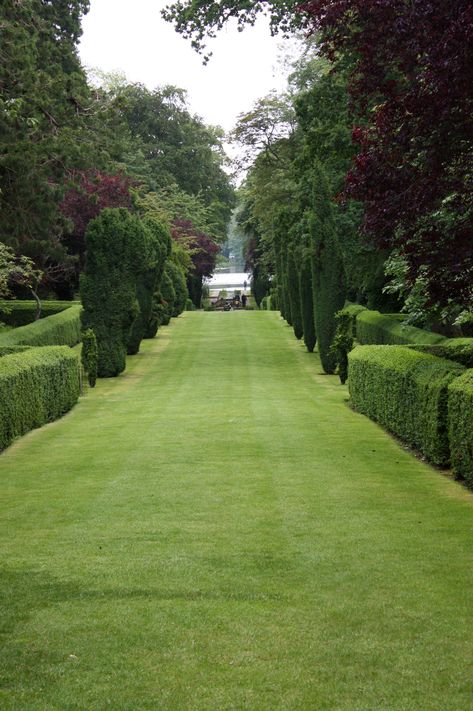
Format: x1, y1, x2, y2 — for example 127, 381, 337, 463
0, 300, 76, 327
0, 305, 82, 348
409, 339, 473, 369
0, 346, 32, 358
356, 309, 445, 346
0, 346, 81, 452
348, 345, 464, 466
448, 371, 473, 487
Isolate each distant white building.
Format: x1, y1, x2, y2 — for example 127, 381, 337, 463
204, 272, 251, 298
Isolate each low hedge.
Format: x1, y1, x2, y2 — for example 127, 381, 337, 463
356, 309, 445, 346
0, 346, 32, 357
448, 371, 473, 486
341, 303, 367, 338
0, 305, 82, 348
409, 339, 473, 369
348, 345, 465, 466
0, 300, 75, 327
0, 346, 81, 451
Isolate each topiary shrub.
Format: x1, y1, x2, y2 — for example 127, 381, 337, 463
299, 255, 316, 353
0, 346, 80, 452
287, 251, 303, 340
80, 208, 149, 377
310, 165, 346, 373
349, 345, 464, 466
448, 371, 473, 486
0, 305, 82, 348
166, 261, 188, 317
158, 264, 176, 326
356, 310, 445, 346
81, 329, 98, 387
143, 217, 172, 339
127, 217, 171, 354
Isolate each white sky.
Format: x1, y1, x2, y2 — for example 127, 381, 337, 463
79, 0, 292, 134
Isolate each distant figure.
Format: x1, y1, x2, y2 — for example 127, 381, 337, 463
242, 293, 248, 308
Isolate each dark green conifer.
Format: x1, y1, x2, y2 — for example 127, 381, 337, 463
80, 208, 148, 377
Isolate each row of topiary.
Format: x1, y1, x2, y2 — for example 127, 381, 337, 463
0, 208, 189, 452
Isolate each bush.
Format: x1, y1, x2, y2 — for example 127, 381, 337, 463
0, 300, 75, 327
81, 329, 98, 387
158, 263, 176, 326
448, 371, 473, 486
0, 346, 80, 452
408, 339, 473, 369
0, 305, 82, 348
348, 345, 464, 466
186, 298, 196, 311
80, 208, 149, 377
356, 310, 445, 346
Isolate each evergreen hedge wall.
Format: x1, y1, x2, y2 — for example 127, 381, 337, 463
356, 310, 445, 346
348, 345, 464, 466
0, 305, 82, 348
448, 371, 473, 487
0, 346, 80, 452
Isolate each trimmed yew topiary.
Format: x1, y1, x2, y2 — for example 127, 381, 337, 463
299, 255, 316, 352
81, 328, 98, 387
80, 208, 148, 377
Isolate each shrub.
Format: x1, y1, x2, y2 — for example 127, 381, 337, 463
348, 345, 464, 466
0, 305, 82, 348
356, 310, 445, 346
0, 300, 74, 327
300, 256, 316, 353
81, 329, 98, 387
186, 298, 196, 311
448, 371, 473, 486
80, 208, 149, 377
0, 346, 80, 452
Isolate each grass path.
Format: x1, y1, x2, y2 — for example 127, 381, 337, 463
1, 311, 473, 710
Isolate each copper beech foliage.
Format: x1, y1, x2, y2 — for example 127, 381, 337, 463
299, 0, 473, 306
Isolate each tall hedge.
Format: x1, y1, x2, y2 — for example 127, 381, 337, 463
0, 346, 80, 452
349, 345, 464, 466
310, 165, 346, 373
80, 208, 148, 377
448, 371, 473, 486
299, 255, 316, 352
0, 305, 81, 348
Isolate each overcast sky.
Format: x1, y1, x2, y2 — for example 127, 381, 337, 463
79, 0, 293, 134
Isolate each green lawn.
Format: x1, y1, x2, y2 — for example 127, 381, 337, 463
1, 311, 473, 710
